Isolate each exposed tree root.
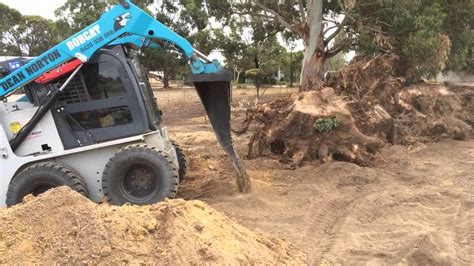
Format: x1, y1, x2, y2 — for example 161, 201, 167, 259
238, 89, 384, 167
237, 54, 472, 167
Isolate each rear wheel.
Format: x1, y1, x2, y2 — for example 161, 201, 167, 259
102, 144, 179, 205
6, 162, 88, 207
171, 140, 187, 181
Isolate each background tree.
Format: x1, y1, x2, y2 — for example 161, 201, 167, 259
54, 0, 191, 88
338, 0, 474, 82
279, 50, 304, 86
3, 0, 472, 88
0, 4, 61, 56
440, 0, 474, 73
141, 0, 216, 88
15, 16, 62, 56
0, 3, 23, 55
54, 0, 109, 35
198, 0, 325, 91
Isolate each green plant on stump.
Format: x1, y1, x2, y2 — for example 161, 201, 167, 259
314, 116, 340, 133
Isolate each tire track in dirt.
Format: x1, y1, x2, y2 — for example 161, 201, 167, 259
304, 166, 390, 264
455, 197, 474, 264
315, 141, 474, 265
308, 195, 366, 264
176, 123, 474, 265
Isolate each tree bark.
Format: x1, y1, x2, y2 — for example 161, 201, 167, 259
163, 68, 170, 89
234, 67, 242, 84
299, 0, 324, 92
290, 49, 294, 87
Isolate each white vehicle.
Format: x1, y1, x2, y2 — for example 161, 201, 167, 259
0, 0, 245, 207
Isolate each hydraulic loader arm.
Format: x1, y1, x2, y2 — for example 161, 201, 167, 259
2, 0, 250, 192
0, 0, 219, 99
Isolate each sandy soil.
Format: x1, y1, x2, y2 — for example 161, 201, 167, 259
161, 92, 473, 265
0, 187, 304, 264
5, 87, 471, 264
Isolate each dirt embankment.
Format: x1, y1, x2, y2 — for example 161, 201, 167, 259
237, 54, 473, 167
0, 187, 305, 264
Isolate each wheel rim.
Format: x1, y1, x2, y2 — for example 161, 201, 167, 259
120, 163, 160, 204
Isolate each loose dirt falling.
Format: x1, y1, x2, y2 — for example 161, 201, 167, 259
0, 187, 305, 264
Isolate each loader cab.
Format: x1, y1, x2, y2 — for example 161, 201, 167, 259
25, 45, 162, 150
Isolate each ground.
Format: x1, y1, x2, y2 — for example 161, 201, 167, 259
159, 86, 473, 265
4, 85, 472, 264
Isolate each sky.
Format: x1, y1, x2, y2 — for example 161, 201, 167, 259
0, 0, 66, 20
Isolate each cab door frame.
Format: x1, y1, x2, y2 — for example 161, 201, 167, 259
52, 48, 152, 149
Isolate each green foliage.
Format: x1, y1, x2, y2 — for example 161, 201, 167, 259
245, 68, 265, 78
0, 4, 61, 56
0, 3, 23, 55
346, 0, 473, 81
53, 0, 216, 87
17, 16, 63, 56
326, 52, 347, 71
314, 116, 340, 133
442, 0, 474, 73
277, 48, 304, 85
54, 0, 109, 34
2, 0, 471, 87
214, 13, 287, 83
0, 3, 21, 32
245, 68, 265, 90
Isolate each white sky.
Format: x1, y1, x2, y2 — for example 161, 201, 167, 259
0, 0, 66, 20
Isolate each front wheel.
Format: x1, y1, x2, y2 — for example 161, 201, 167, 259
6, 162, 88, 207
102, 144, 179, 205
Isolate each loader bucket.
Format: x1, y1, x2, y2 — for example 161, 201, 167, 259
189, 71, 251, 192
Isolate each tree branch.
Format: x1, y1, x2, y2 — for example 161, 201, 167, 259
326, 45, 346, 58
324, 16, 349, 45
337, 0, 359, 24
335, 0, 389, 38
325, 38, 353, 58
298, 0, 306, 22
323, 24, 340, 35
359, 24, 390, 35
323, 17, 339, 23
251, 0, 294, 32
243, 30, 281, 49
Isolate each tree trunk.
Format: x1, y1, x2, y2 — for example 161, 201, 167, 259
299, 0, 324, 92
163, 68, 170, 89
234, 67, 241, 84
290, 49, 294, 87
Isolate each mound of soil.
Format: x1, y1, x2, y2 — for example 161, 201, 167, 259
0, 187, 305, 264
238, 54, 472, 166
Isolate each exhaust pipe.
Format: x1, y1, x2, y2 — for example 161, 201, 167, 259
189, 70, 251, 193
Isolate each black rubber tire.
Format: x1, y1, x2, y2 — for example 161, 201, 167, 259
171, 140, 187, 181
6, 162, 89, 207
102, 144, 179, 205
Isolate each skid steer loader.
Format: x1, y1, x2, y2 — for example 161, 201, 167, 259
0, 0, 248, 207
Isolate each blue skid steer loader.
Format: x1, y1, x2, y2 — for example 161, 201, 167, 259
0, 0, 249, 207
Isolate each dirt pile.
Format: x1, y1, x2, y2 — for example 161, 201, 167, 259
0, 187, 305, 264
238, 54, 472, 166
